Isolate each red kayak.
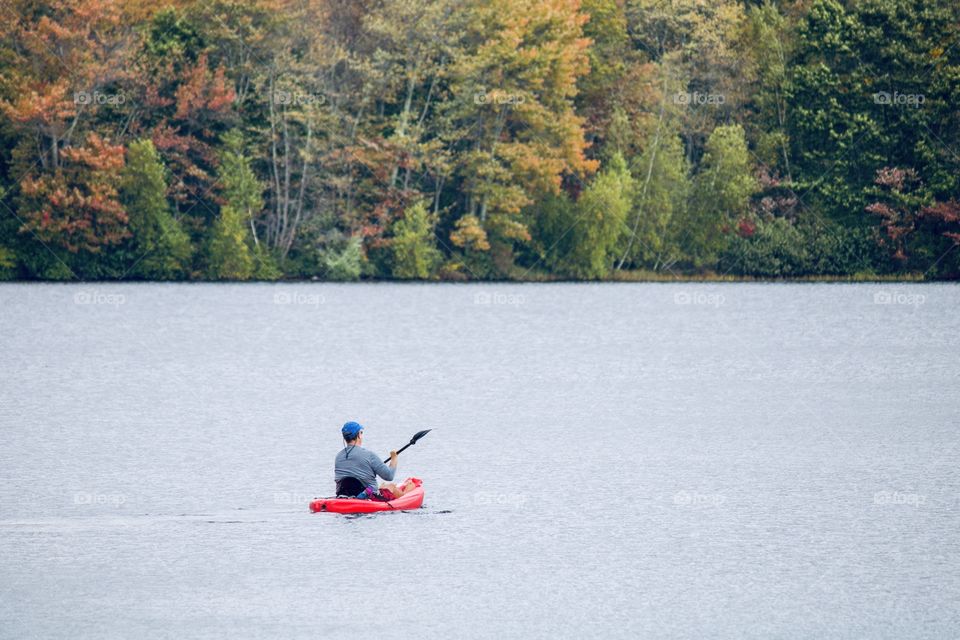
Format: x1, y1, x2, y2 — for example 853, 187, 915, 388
310, 478, 424, 514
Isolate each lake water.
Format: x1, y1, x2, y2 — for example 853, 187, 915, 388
1, 282, 958, 639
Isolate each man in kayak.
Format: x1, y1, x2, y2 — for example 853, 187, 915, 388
335, 421, 416, 500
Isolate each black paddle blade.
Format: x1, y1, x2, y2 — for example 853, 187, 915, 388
409, 429, 432, 444
383, 429, 432, 463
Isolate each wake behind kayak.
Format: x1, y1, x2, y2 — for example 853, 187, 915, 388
310, 478, 424, 514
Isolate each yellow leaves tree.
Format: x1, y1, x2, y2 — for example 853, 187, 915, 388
445, 0, 598, 269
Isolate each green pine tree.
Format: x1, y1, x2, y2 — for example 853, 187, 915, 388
206, 130, 269, 280
564, 152, 633, 279
323, 236, 363, 281
684, 125, 756, 269
220, 130, 264, 241
119, 139, 192, 279
537, 153, 633, 279
618, 131, 690, 271
206, 205, 255, 280
391, 201, 442, 279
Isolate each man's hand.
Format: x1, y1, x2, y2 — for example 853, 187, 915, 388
389, 450, 398, 468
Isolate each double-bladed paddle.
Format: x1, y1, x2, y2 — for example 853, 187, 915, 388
383, 429, 432, 463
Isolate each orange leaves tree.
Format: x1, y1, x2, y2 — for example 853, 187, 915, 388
17, 133, 128, 276
0, 0, 130, 172
131, 8, 237, 227
441, 0, 598, 274
0, 0, 134, 277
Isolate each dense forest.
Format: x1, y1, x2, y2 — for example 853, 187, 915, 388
0, 0, 958, 281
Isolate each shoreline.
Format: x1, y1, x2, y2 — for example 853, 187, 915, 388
0, 273, 949, 285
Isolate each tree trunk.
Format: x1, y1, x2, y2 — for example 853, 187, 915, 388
268, 74, 282, 248
617, 75, 668, 270
390, 73, 417, 189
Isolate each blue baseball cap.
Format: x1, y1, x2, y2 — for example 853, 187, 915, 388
342, 421, 363, 439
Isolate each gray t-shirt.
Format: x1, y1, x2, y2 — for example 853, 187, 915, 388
334, 445, 395, 493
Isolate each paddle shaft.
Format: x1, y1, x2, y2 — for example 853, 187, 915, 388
382, 429, 431, 463
383, 442, 415, 463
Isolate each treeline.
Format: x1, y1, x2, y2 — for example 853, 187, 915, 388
0, 0, 958, 281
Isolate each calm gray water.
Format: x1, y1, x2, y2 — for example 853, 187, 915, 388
1, 282, 958, 639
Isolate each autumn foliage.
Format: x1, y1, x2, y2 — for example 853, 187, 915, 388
19, 133, 128, 253
0, 0, 958, 280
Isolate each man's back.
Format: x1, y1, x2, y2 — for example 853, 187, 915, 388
334, 445, 395, 491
